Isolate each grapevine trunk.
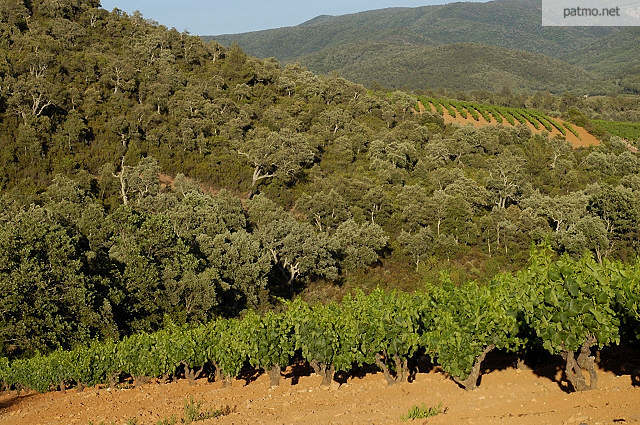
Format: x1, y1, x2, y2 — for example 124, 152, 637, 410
310, 360, 335, 387
181, 361, 203, 386
563, 336, 598, 391
374, 353, 408, 385
452, 344, 495, 391
269, 364, 281, 388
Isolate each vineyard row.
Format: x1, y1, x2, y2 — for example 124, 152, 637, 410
418, 97, 582, 140
1, 249, 638, 394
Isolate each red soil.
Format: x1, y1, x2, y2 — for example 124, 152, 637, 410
1, 352, 639, 425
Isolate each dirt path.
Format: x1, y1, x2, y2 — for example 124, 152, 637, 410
419, 101, 600, 148
2, 354, 639, 425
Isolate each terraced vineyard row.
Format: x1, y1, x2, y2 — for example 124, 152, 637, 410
418, 97, 582, 140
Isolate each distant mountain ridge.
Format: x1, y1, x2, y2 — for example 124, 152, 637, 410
206, 0, 637, 94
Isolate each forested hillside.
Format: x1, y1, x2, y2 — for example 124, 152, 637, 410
1, 0, 640, 363
299, 42, 613, 94
210, 0, 636, 93
567, 27, 640, 93
211, 0, 615, 62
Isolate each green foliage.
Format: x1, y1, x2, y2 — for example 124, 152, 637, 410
342, 289, 422, 382
293, 300, 345, 370
2, 0, 640, 380
248, 195, 339, 286
154, 398, 233, 425
199, 229, 272, 309
441, 101, 457, 118
418, 97, 443, 115
156, 416, 177, 425
107, 207, 202, 332
295, 189, 351, 232
592, 120, 640, 142
244, 309, 295, 373
2, 249, 640, 394
422, 275, 522, 381
332, 219, 388, 271
589, 185, 639, 239
475, 105, 492, 122
564, 122, 581, 139
183, 397, 204, 424
487, 107, 503, 124
566, 27, 640, 93
461, 102, 480, 121
546, 116, 567, 135
0, 205, 96, 355
450, 101, 467, 119
519, 110, 540, 130
209, 318, 248, 379
398, 227, 434, 270
519, 249, 621, 355
534, 113, 554, 132
506, 109, 527, 126
237, 128, 315, 191
495, 107, 516, 125
432, 99, 444, 115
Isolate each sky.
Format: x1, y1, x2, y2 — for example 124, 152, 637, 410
99, 0, 490, 35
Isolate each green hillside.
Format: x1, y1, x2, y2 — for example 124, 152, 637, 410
567, 28, 640, 93
208, 0, 631, 94
210, 0, 615, 61
300, 42, 613, 93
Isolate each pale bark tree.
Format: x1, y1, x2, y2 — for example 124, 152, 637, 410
237, 128, 315, 197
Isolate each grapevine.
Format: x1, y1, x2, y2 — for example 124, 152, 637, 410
1, 250, 637, 394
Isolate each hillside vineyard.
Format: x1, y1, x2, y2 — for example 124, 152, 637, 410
0, 0, 639, 410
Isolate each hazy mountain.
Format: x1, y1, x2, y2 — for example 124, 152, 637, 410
207, 0, 631, 93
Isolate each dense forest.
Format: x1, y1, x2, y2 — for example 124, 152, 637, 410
211, 0, 640, 93
1, 0, 640, 365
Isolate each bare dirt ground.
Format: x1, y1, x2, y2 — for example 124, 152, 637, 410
2, 350, 639, 425
419, 101, 600, 148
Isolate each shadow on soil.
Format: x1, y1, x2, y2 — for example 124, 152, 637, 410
282, 363, 315, 386
597, 344, 640, 388
476, 350, 571, 392
496, 344, 640, 393
269, 346, 639, 391
334, 355, 439, 385
237, 368, 262, 387
0, 392, 38, 411
334, 364, 380, 385
118, 345, 640, 392
531, 358, 573, 394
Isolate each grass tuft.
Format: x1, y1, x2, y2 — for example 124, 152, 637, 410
183, 397, 235, 424
401, 402, 444, 421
